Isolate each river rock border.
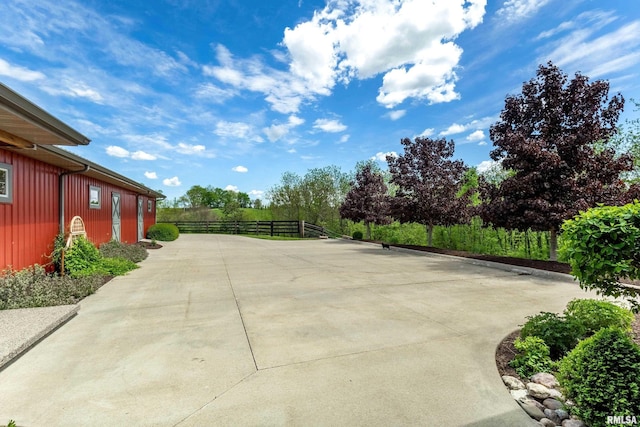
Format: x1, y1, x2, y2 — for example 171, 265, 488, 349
502, 372, 586, 427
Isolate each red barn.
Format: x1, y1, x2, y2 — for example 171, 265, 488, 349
0, 83, 164, 271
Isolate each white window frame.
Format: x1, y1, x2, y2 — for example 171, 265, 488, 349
89, 185, 101, 209
147, 199, 153, 212
0, 162, 13, 204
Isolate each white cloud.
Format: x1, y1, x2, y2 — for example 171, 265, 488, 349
215, 120, 264, 142
338, 134, 350, 144
465, 130, 485, 143
478, 141, 488, 146
194, 82, 236, 102
387, 110, 407, 121
106, 145, 130, 158
232, 165, 248, 173
204, 1, 487, 112
371, 151, 398, 162
476, 160, 496, 173
225, 185, 239, 192
313, 119, 347, 133
439, 123, 466, 136
264, 115, 305, 142
144, 171, 158, 179
496, 0, 551, 24
131, 151, 157, 161
176, 143, 206, 155
249, 190, 264, 198
541, 20, 640, 79
163, 176, 181, 187
0, 58, 45, 81
418, 128, 435, 138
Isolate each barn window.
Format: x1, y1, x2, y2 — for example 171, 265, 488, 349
0, 162, 13, 204
89, 185, 101, 209
147, 199, 153, 212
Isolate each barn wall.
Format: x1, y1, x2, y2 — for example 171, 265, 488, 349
0, 150, 61, 270
1, 148, 158, 271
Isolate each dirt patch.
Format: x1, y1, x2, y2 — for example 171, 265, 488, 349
137, 241, 163, 250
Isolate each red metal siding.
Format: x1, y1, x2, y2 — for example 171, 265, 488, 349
0, 150, 60, 270
1, 149, 158, 271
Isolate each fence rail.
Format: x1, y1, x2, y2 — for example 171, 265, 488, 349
169, 220, 341, 238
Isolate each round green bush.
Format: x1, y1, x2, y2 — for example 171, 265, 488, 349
558, 328, 640, 427
510, 336, 554, 379
352, 230, 364, 240
520, 312, 585, 359
147, 223, 179, 241
99, 240, 148, 263
564, 298, 634, 337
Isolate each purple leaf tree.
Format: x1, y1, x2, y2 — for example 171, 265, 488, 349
480, 62, 632, 260
339, 162, 391, 239
387, 137, 471, 246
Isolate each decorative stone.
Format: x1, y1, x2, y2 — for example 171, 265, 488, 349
531, 372, 560, 388
527, 382, 552, 399
543, 398, 564, 410
510, 389, 528, 400
539, 418, 557, 427
520, 397, 547, 412
562, 420, 586, 427
548, 388, 564, 400
517, 399, 547, 421
556, 409, 569, 421
544, 408, 562, 425
502, 375, 526, 390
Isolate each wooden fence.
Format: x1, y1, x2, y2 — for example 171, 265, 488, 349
170, 220, 341, 238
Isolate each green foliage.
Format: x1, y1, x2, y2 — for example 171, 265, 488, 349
352, 230, 363, 240
100, 257, 139, 276
7, 420, 16, 427
565, 299, 634, 337
64, 237, 102, 277
49, 233, 66, 271
99, 240, 148, 263
520, 312, 585, 359
562, 202, 640, 312
558, 328, 640, 427
510, 336, 554, 379
147, 223, 180, 241
0, 265, 104, 309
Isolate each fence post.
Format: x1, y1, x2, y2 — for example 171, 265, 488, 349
299, 220, 305, 238
270, 221, 274, 237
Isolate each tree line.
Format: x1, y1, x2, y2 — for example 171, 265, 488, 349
340, 62, 639, 260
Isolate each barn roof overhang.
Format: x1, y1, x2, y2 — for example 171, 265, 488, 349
0, 83, 90, 148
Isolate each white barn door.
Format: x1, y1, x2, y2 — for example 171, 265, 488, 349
112, 192, 121, 242
137, 197, 144, 241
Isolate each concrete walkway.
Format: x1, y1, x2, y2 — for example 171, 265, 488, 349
0, 234, 593, 426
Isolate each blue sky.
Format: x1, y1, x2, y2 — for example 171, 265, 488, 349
1, 0, 639, 202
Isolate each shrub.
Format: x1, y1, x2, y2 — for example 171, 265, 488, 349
0, 265, 104, 309
510, 336, 554, 379
352, 230, 363, 240
564, 299, 634, 337
99, 240, 148, 263
520, 312, 585, 359
558, 328, 640, 427
100, 257, 138, 276
64, 237, 103, 277
147, 223, 179, 241
562, 202, 640, 312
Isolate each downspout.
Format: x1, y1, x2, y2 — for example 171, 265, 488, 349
59, 165, 90, 234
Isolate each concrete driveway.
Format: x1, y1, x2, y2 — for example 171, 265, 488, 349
0, 234, 592, 426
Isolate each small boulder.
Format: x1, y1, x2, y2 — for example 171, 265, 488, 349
527, 382, 551, 400
502, 375, 526, 390
539, 418, 557, 427
517, 399, 547, 421
543, 398, 564, 410
520, 397, 547, 412
556, 409, 569, 422
531, 372, 559, 388
547, 388, 564, 400
510, 389, 528, 400
562, 420, 586, 427
544, 408, 562, 425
